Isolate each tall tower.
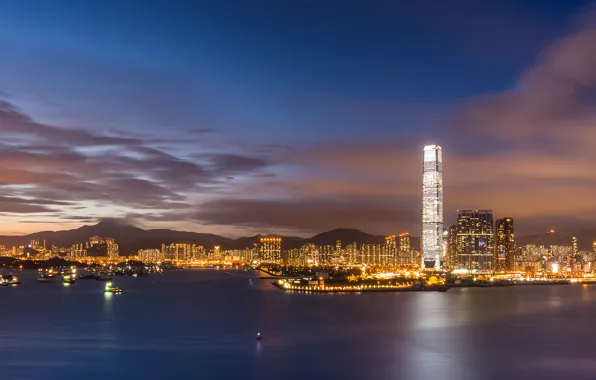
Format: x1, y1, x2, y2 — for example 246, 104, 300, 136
421, 145, 443, 270
456, 210, 494, 270
494, 218, 515, 271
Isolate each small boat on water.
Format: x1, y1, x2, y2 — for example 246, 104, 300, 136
104, 281, 122, 294
63, 273, 76, 284
37, 274, 56, 282
0, 274, 20, 285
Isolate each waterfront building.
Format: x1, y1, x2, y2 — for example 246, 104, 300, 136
384, 235, 397, 266
106, 238, 119, 259
345, 243, 358, 265
138, 249, 163, 262
455, 210, 494, 270
395, 233, 412, 267
421, 144, 443, 270
162, 243, 192, 261
89, 236, 105, 246
70, 243, 87, 258
259, 237, 282, 264
399, 233, 411, 253
447, 225, 457, 268
319, 245, 334, 265
494, 218, 515, 271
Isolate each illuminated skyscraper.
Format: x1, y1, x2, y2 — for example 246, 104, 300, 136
494, 218, 515, 271
384, 235, 397, 266
259, 237, 282, 264
447, 225, 458, 268
421, 145, 443, 270
572, 237, 579, 255
456, 210, 494, 270
106, 238, 119, 259
399, 233, 411, 253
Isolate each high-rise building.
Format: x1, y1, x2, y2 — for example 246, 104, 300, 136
494, 218, 515, 271
572, 237, 579, 255
447, 225, 458, 268
399, 233, 411, 253
456, 210, 494, 270
384, 235, 397, 266
138, 249, 163, 262
106, 238, 119, 259
421, 145, 443, 270
259, 237, 282, 264
89, 236, 105, 246
162, 243, 191, 261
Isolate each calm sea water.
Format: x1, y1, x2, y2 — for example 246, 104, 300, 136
1, 269, 596, 380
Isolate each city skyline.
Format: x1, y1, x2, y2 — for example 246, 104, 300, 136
1, 1, 596, 237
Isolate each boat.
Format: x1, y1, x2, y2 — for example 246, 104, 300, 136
63, 273, 76, 284
37, 274, 56, 282
79, 272, 97, 280
256, 332, 261, 340
104, 281, 122, 294
1, 274, 20, 285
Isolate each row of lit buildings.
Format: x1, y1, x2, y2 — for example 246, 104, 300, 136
70, 236, 119, 259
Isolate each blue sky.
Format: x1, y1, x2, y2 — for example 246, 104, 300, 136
0, 0, 595, 236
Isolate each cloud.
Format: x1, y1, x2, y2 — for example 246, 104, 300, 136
451, 13, 596, 147
0, 95, 278, 228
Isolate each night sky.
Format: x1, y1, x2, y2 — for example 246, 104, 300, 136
0, 0, 595, 236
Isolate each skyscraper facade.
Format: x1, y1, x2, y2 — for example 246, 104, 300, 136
384, 235, 397, 266
456, 210, 494, 270
447, 225, 458, 268
259, 237, 282, 264
421, 145, 443, 270
494, 217, 515, 271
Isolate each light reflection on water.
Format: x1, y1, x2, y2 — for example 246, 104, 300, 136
1, 270, 596, 380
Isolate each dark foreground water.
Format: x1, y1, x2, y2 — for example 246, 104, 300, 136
1, 269, 596, 380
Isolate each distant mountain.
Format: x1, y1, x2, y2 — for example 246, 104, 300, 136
0, 221, 234, 255
27, 220, 596, 255
306, 228, 386, 247
516, 230, 596, 251
0, 221, 425, 255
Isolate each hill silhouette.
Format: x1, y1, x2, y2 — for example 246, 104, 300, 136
7, 220, 593, 256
